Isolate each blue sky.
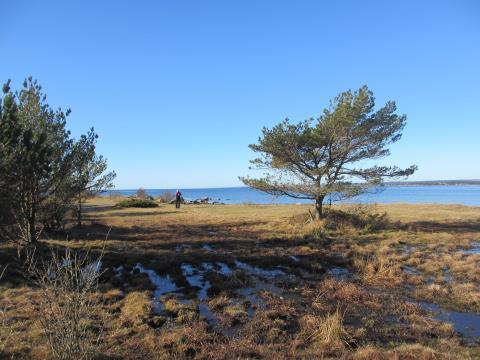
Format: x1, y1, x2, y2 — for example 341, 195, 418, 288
2, 1, 479, 189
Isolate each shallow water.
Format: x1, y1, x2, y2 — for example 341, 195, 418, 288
443, 267, 452, 284
327, 266, 352, 281
134, 263, 178, 311
110, 185, 480, 206
461, 241, 480, 255
175, 244, 192, 253
202, 244, 213, 252
419, 302, 480, 339
198, 303, 219, 326
114, 265, 124, 278
402, 265, 422, 276
181, 263, 211, 301
234, 260, 285, 279
216, 262, 233, 276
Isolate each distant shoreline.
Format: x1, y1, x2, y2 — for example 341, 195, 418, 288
385, 180, 480, 186
112, 180, 480, 191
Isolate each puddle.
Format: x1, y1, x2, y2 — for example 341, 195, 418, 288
399, 244, 416, 254
181, 263, 211, 301
228, 259, 298, 319
133, 261, 298, 330
114, 265, 124, 279
201, 262, 215, 271
198, 303, 219, 327
402, 265, 422, 276
419, 302, 480, 339
234, 260, 285, 279
255, 241, 268, 248
461, 241, 480, 255
175, 244, 192, 253
443, 268, 452, 284
327, 266, 352, 281
216, 262, 233, 276
289, 255, 300, 262
134, 263, 178, 312
202, 244, 213, 252
237, 287, 267, 312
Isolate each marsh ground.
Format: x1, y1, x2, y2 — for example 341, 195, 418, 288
1, 199, 479, 359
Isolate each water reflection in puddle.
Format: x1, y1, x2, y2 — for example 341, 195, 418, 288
202, 244, 213, 252
175, 244, 192, 253
327, 266, 351, 281
461, 241, 480, 255
402, 265, 422, 276
234, 260, 285, 279
133, 263, 179, 312
419, 302, 480, 339
114, 265, 124, 279
198, 303, 218, 326
216, 262, 233, 276
131, 260, 300, 333
181, 263, 211, 301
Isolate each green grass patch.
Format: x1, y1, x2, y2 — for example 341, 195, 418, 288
115, 198, 158, 208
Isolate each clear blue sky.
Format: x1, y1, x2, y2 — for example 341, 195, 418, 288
2, 1, 479, 189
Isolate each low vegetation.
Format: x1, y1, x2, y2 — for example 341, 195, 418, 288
0, 199, 479, 358
26, 249, 105, 360
157, 191, 175, 204
115, 198, 158, 208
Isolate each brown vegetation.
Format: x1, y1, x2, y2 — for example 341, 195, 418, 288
0, 199, 479, 358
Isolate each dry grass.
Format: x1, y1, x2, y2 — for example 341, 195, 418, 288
300, 307, 349, 353
0, 199, 480, 358
120, 291, 151, 326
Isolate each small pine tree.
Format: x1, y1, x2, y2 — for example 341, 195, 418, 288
241, 86, 416, 219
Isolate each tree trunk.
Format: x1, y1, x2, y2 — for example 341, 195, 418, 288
315, 195, 325, 220
77, 197, 82, 227
29, 207, 36, 243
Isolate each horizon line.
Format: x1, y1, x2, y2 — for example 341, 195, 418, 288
110, 179, 480, 191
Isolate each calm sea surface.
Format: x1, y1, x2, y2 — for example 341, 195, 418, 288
108, 185, 480, 206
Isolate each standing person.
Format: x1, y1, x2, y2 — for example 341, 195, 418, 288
175, 189, 182, 208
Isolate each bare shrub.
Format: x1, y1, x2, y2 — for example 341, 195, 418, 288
27, 248, 105, 360
135, 187, 148, 199
157, 191, 175, 203
0, 265, 10, 353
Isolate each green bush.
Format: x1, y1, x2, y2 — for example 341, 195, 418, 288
115, 198, 158, 208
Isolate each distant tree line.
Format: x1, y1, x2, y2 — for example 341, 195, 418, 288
0, 77, 115, 244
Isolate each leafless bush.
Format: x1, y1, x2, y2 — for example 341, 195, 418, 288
27, 248, 105, 360
0, 265, 10, 353
157, 191, 175, 203
135, 187, 148, 199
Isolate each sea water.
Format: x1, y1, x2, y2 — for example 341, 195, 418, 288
107, 185, 480, 206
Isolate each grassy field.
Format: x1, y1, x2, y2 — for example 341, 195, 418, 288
1, 199, 480, 359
